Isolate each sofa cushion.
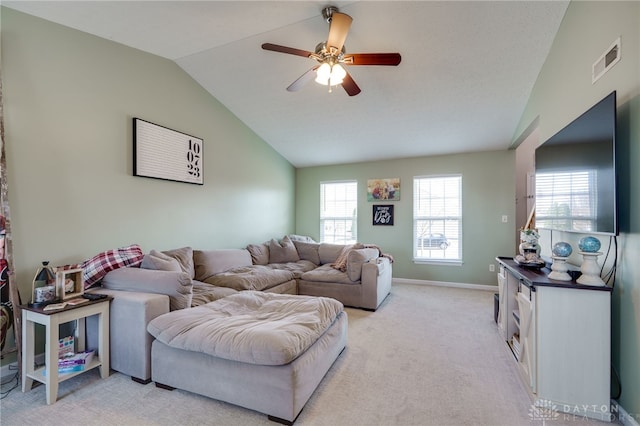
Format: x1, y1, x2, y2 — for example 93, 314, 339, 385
142, 247, 195, 278
203, 265, 294, 291
141, 250, 182, 272
163, 247, 195, 278
191, 280, 238, 307
300, 264, 356, 284
293, 241, 321, 265
332, 243, 365, 271
101, 267, 193, 311
147, 291, 343, 365
347, 248, 380, 281
269, 236, 300, 264
267, 260, 317, 279
318, 243, 347, 265
246, 243, 270, 265
193, 249, 252, 282
82, 244, 145, 289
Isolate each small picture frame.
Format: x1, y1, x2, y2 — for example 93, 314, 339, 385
55, 267, 84, 300
373, 205, 394, 226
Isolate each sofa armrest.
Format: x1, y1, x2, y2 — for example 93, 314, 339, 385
101, 267, 193, 311
86, 288, 169, 383
360, 257, 393, 310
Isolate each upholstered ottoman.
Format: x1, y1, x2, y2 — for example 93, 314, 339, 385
147, 291, 347, 424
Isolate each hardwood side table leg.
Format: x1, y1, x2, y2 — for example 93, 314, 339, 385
21, 311, 34, 393
45, 314, 59, 405
98, 306, 110, 378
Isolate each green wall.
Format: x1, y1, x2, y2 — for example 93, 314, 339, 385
2, 8, 296, 302
296, 150, 516, 286
513, 1, 640, 416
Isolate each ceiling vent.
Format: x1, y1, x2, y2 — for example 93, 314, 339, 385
592, 37, 621, 84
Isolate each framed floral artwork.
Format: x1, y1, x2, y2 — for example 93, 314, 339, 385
367, 178, 400, 201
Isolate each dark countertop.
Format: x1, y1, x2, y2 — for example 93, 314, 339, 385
496, 256, 612, 292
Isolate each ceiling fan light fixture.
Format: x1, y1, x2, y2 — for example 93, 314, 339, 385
330, 63, 346, 85
261, 6, 400, 96
315, 62, 346, 86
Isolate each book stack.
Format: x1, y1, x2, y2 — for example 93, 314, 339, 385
43, 350, 95, 375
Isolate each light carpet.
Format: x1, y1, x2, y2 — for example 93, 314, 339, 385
0, 283, 617, 425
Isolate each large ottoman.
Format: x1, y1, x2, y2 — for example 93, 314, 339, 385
147, 291, 347, 424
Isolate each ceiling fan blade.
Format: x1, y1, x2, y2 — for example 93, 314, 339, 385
341, 71, 361, 97
261, 43, 313, 58
326, 12, 352, 52
343, 53, 402, 66
286, 66, 320, 92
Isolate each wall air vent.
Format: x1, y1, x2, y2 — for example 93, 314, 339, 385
592, 37, 621, 84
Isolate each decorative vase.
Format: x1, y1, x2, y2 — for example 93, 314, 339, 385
519, 241, 541, 257
552, 242, 573, 258
578, 236, 601, 253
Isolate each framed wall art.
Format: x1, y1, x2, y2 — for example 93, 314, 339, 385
373, 204, 394, 226
133, 118, 203, 185
367, 178, 400, 201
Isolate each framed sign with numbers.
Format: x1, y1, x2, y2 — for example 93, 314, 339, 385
133, 118, 203, 185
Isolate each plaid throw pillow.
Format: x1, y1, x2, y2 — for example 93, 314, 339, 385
82, 244, 144, 289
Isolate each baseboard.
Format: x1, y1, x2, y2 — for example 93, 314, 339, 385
393, 277, 497, 292
613, 400, 640, 426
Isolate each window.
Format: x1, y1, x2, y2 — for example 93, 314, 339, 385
320, 181, 357, 244
413, 175, 462, 262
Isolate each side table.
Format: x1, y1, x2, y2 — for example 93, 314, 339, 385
21, 297, 111, 404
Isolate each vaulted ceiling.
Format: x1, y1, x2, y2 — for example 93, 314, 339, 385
4, 1, 569, 167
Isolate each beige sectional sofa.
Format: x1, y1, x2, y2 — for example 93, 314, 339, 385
88, 235, 392, 383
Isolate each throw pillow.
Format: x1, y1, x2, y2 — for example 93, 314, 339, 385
293, 240, 321, 265
141, 250, 182, 272
268, 236, 300, 264
346, 248, 380, 281
193, 249, 252, 282
247, 243, 270, 265
318, 243, 349, 265
82, 244, 144, 289
332, 243, 364, 271
162, 247, 195, 278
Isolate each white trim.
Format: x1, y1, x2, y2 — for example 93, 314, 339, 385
393, 277, 497, 292
612, 400, 640, 426
413, 259, 464, 266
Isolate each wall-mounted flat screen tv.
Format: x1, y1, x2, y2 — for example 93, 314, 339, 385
535, 91, 617, 236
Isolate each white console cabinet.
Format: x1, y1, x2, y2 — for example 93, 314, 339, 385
496, 257, 612, 422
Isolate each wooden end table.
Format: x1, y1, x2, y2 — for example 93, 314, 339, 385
21, 297, 111, 404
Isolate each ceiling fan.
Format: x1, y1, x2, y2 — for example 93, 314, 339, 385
261, 6, 401, 96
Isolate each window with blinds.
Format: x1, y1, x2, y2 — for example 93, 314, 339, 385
320, 181, 357, 244
413, 175, 462, 262
535, 170, 597, 232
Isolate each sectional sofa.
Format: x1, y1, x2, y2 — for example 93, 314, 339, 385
85, 235, 391, 423
87, 235, 392, 382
